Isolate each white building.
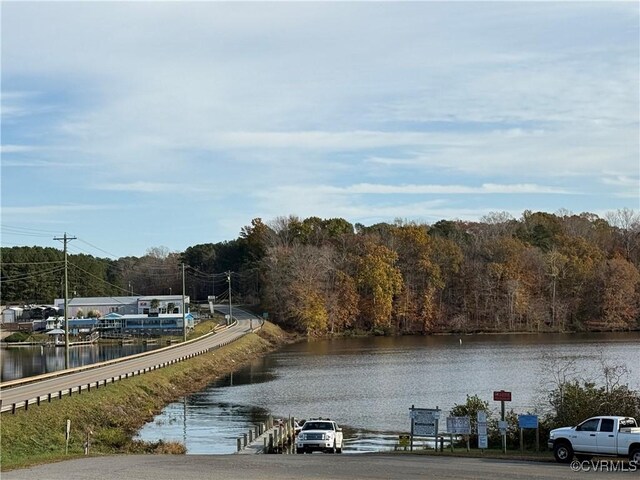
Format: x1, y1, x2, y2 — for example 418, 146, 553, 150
53, 295, 190, 318
2, 306, 24, 323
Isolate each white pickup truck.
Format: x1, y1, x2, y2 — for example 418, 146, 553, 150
296, 418, 344, 454
548, 416, 640, 463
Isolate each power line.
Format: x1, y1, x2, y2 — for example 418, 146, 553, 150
1, 261, 64, 266
1, 224, 60, 238
76, 238, 123, 260
69, 262, 136, 296
1, 266, 66, 283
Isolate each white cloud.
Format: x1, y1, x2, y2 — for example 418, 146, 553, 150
95, 182, 208, 194
1, 204, 114, 217
1, 2, 637, 254
273, 182, 573, 196
0, 145, 38, 153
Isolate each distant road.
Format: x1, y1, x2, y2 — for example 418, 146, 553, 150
0, 307, 260, 412
5, 453, 629, 480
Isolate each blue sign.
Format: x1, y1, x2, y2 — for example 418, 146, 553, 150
518, 414, 539, 429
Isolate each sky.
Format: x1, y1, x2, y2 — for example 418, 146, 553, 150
1, 1, 639, 259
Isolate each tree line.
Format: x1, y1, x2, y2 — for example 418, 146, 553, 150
2, 209, 639, 335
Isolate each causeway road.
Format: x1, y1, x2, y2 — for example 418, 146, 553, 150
0, 307, 259, 411
4, 453, 634, 479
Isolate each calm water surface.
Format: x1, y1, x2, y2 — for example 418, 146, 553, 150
137, 332, 640, 454
0, 343, 162, 382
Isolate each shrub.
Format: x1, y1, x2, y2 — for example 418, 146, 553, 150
540, 355, 640, 429
4, 331, 30, 342
450, 394, 491, 446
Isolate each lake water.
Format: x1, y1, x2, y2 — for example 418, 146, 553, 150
136, 332, 640, 454
0, 343, 162, 382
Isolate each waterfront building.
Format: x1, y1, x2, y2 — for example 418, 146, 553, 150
53, 295, 190, 318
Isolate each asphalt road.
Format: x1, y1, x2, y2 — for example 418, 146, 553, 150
4, 454, 635, 480
0, 308, 258, 411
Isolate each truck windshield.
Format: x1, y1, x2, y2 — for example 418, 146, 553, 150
303, 422, 333, 431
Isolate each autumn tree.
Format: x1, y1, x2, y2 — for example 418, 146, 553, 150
353, 239, 403, 332
392, 223, 443, 333
598, 255, 640, 330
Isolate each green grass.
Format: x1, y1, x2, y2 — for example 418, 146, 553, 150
393, 446, 554, 462
187, 317, 225, 340
0, 322, 292, 471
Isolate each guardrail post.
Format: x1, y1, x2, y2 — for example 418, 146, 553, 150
12, 403, 16, 414
37, 396, 41, 406
48, 393, 52, 402
69, 387, 72, 397
59, 390, 63, 399
237, 438, 242, 452
87, 383, 91, 392
24, 400, 28, 411
249, 429, 253, 443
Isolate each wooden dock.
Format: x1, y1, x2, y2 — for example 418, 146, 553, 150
236, 417, 297, 454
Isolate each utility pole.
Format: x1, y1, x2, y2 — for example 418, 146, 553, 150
227, 271, 232, 326
182, 263, 187, 342
54, 232, 76, 370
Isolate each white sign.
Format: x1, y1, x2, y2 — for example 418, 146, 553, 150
411, 409, 440, 421
498, 420, 508, 433
477, 411, 488, 449
446, 416, 471, 435
411, 408, 440, 436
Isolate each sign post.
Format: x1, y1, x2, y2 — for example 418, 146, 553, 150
409, 406, 441, 451
493, 390, 512, 453
477, 411, 488, 450
518, 414, 539, 452
446, 416, 471, 452
65, 419, 71, 455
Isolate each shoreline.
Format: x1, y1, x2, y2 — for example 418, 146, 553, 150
0, 322, 295, 471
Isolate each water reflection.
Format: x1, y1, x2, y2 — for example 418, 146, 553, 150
138, 391, 271, 454
138, 332, 639, 454
0, 343, 163, 382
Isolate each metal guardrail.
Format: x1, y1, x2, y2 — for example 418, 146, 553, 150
0, 321, 234, 390
0, 319, 262, 414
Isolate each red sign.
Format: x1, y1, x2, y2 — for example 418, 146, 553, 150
493, 390, 512, 402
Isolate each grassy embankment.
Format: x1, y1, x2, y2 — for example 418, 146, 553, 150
0, 321, 294, 471
394, 446, 554, 462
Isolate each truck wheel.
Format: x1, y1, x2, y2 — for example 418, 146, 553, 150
630, 447, 640, 464
330, 441, 337, 454
296, 448, 305, 454
553, 442, 574, 463
337, 445, 343, 454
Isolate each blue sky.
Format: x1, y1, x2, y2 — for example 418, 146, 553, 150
2, 2, 638, 259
